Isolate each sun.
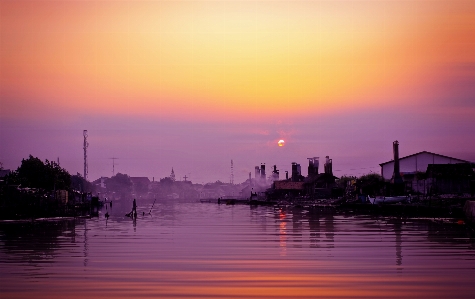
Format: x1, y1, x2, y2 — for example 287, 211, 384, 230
278, 139, 285, 147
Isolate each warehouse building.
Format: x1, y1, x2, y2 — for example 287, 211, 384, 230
380, 151, 471, 180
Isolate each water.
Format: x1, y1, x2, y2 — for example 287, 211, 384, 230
1, 202, 475, 299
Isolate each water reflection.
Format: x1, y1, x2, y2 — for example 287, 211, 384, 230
278, 209, 287, 256
0, 220, 78, 263
290, 207, 303, 247
276, 206, 337, 249
393, 221, 403, 268
0, 203, 474, 299
83, 220, 89, 267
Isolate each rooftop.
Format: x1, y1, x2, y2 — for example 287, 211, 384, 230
379, 151, 471, 166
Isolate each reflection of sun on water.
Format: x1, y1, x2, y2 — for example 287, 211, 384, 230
278, 140, 285, 147
279, 210, 287, 256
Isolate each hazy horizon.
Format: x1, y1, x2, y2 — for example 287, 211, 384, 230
1, 0, 475, 183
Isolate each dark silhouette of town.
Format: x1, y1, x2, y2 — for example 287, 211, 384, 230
0, 140, 474, 220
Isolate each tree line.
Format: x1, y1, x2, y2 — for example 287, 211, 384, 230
2, 155, 92, 193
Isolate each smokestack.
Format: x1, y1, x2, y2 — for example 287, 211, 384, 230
307, 158, 314, 177
307, 157, 319, 177
272, 165, 279, 181
255, 166, 260, 179
292, 162, 297, 181
285, 171, 288, 180
291, 162, 301, 182
393, 140, 403, 183
393, 140, 399, 173
260, 164, 266, 181
324, 156, 333, 175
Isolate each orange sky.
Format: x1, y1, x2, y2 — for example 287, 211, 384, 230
1, 0, 475, 181
2, 0, 474, 121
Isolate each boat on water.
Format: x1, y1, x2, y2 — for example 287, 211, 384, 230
367, 195, 411, 205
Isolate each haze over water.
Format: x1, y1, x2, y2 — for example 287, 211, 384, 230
1, 202, 474, 299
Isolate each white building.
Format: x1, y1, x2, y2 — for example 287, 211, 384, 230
380, 151, 470, 180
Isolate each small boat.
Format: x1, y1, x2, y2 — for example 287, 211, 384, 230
367, 195, 411, 205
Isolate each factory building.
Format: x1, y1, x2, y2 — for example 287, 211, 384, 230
426, 164, 474, 195
380, 151, 471, 180
268, 156, 339, 199
307, 157, 319, 177
291, 162, 303, 182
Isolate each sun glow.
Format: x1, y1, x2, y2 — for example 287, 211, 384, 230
1, 1, 475, 122
278, 140, 285, 147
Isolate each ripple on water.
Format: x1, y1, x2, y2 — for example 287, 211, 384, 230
1, 202, 475, 298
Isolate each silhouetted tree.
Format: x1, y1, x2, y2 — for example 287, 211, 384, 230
106, 173, 132, 194
71, 173, 94, 193
356, 173, 385, 196
160, 177, 174, 186
157, 177, 174, 197
13, 155, 71, 190
336, 176, 356, 189
134, 180, 149, 195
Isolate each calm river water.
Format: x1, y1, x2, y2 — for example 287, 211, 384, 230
1, 201, 475, 299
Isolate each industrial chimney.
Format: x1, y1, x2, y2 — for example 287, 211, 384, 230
272, 165, 279, 181
260, 163, 266, 182
324, 156, 333, 175
291, 162, 301, 182
255, 166, 260, 179
392, 140, 403, 184
314, 157, 319, 175
307, 158, 315, 177
307, 157, 320, 177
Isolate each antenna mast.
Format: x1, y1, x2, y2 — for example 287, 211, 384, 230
83, 130, 88, 180
110, 157, 118, 176
230, 159, 234, 185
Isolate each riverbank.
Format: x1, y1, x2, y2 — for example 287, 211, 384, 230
205, 196, 473, 222
0, 199, 104, 220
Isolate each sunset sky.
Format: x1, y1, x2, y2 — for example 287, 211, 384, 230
1, 0, 475, 183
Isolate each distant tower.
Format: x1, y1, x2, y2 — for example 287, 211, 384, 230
109, 157, 118, 176
291, 162, 302, 182
255, 166, 260, 179
170, 168, 176, 181
324, 156, 333, 175
392, 140, 403, 184
230, 159, 234, 184
260, 163, 266, 182
83, 130, 88, 180
307, 157, 319, 177
272, 165, 279, 181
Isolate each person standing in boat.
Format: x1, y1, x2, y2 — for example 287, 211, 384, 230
132, 198, 137, 218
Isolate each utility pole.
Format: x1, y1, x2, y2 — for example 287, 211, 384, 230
230, 159, 234, 185
109, 157, 118, 176
83, 130, 88, 180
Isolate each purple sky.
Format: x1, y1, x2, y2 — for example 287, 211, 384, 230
1, 0, 475, 183
2, 104, 474, 184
